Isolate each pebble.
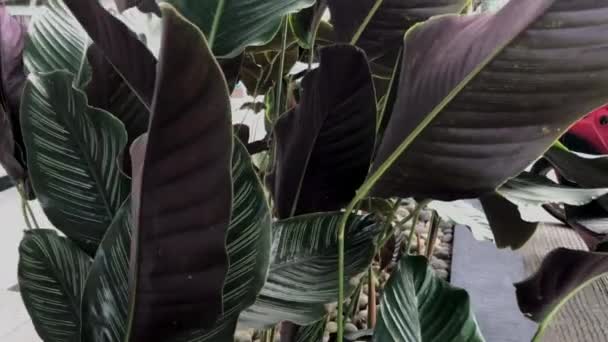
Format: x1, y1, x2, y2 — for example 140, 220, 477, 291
359, 294, 368, 309
235, 331, 253, 342
362, 284, 369, 295
345, 323, 359, 333
326, 321, 338, 333
434, 246, 450, 260
358, 310, 368, 323
397, 207, 410, 218
431, 258, 449, 270
442, 233, 453, 243
436, 268, 449, 280
419, 210, 432, 222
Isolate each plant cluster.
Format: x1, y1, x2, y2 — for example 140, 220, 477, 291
1, 0, 608, 341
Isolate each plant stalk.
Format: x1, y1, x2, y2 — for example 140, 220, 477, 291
17, 182, 39, 229
425, 211, 440, 259
275, 17, 289, 118
405, 200, 429, 254
368, 267, 377, 329
308, 0, 327, 68
350, 0, 385, 45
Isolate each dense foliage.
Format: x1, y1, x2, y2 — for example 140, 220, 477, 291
1, 0, 608, 341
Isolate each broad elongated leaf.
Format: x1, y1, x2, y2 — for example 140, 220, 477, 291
18, 229, 91, 342
374, 256, 484, 342
0, 6, 26, 181
86, 45, 149, 148
515, 248, 608, 322
239, 213, 379, 328
294, 317, 326, 342
20, 71, 129, 254
480, 193, 538, 250
127, 5, 233, 339
164, 0, 315, 57
497, 172, 608, 209
25, 0, 90, 87
63, 0, 158, 107
373, 0, 608, 201
327, 0, 466, 64
169, 140, 272, 342
81, 140, 271, 342
81, 200, 132, 342
266, 45, 376, 218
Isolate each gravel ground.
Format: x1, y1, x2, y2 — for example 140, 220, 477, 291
239, 203, 455, 342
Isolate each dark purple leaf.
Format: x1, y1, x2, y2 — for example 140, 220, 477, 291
233, 123, 250, 144
63, 0, 157, 108
326, 0, 466, 67
480, 193, 538, 250
219, 54, 244, 94
115, 0, 160, 15
373, 0, 608, 201
127, 5, 232, 340
515, 248, 608, 321
0, 6, 26, 181
86, 44, 149, 145
266, 45, 376, 218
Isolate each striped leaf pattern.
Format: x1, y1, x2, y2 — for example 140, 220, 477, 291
239, 213, 380, 328
81, 199, 132, 342
374, 256, 484, 342
18, 229, 92, 342
20, 71, 129, 254
170, 140, 272, 342
165, 0, 315, 58
25, 0, 91, 86
294, 317, 327, 342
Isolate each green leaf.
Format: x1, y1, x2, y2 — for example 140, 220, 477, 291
240, 47, 299, 96
127, 5, 234, 339
79, 140, 271, 342
480, 193, 537, 250
20, 71, 129, 254
25, 0, 91, 87
166, 139, 272, 342
497, 172, 608, 209
81, 199, 132, 342
294, 317, 327, 342
239, 213, 380, 328
18, 229, 92, 342
163, 0, 315, 57
266, 45, 376, 218
374, 256, 484, 342
372, 0, 608, 201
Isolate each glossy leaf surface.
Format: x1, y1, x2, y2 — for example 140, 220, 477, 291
20, 71, 129, 254
18, 230, 91, 342
240, 213, 379, 328
374, 256, 484, 342
164, 0, 315, 57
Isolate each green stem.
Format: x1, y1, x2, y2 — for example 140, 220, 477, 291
350, 0, 385, 45
307, 0, 327, 68
16, 182, 37, 230
275, 17, 289, 117
533, 274, 607, 341
405, 201, 429, 254
425, 210, 440, 259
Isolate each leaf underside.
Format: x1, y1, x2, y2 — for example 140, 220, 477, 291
373, 0, 608, 201
128, 6, 233, 339
266, 45, 376, 218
